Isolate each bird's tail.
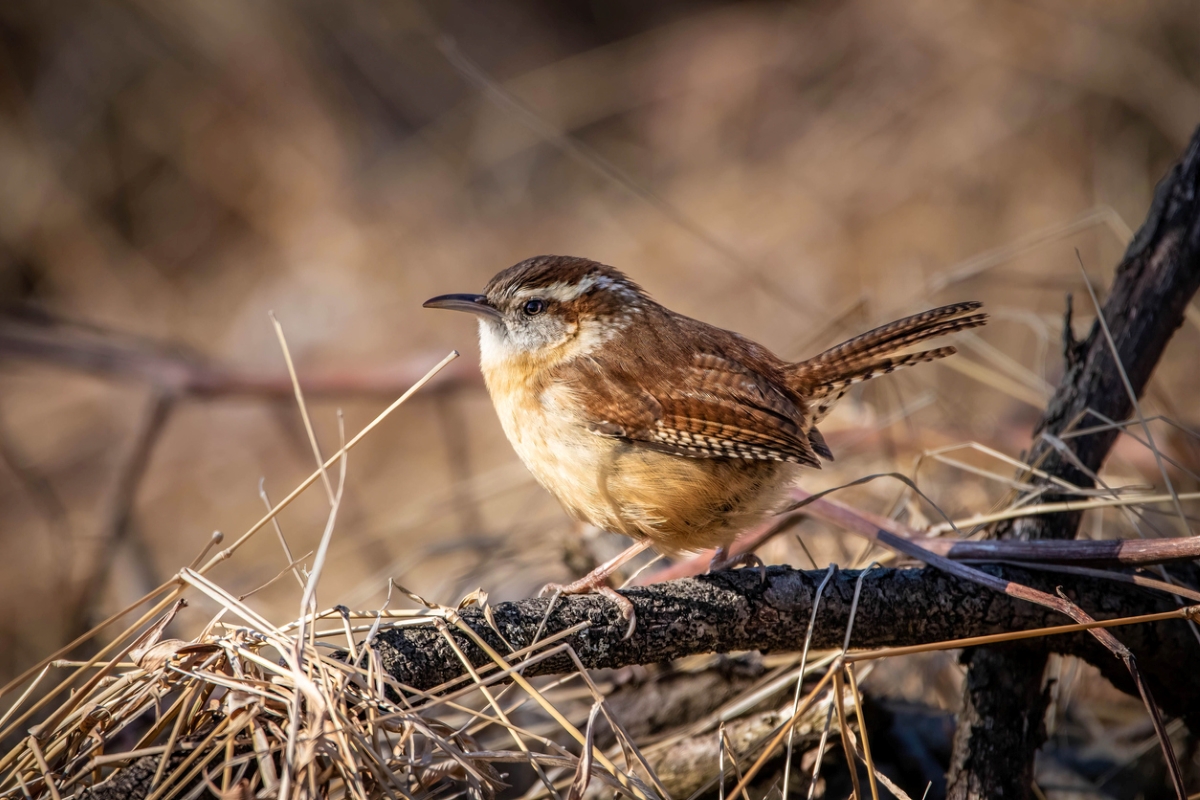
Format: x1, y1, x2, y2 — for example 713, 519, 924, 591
788, 302, 987, 424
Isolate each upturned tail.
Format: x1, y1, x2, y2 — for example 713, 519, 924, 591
789, 301, 987, 424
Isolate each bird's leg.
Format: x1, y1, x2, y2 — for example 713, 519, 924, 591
540, 539, 652, 640
709, 545, 767, 584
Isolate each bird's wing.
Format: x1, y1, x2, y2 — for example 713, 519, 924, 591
580, 351, 823, 467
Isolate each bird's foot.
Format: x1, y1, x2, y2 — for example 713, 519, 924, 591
539, 539, 651, 640
708, 547, 767, 584
540, 576, 636, 641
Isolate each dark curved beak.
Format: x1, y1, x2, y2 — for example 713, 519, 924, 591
423, 293, 502, 321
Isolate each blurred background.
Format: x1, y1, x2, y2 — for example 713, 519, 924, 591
1, 0, 1199, 794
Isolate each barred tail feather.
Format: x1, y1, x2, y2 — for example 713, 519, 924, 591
789, 301, 987, 424
803, 302, 984, 376
804, 346, 958, 424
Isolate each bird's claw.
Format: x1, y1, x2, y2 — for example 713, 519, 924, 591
539, 581, 637, 640
708, 550, 768, 585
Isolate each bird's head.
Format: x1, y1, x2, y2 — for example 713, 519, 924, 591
424, 255, 649, 368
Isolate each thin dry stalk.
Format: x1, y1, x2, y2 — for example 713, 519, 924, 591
270, 311, 336, 505
845, 666, 879, 800
443, 614, 657, 800
831, 669, 861, 800
781, 565, 836, 800
1077, 256, 1193, 538
196, 350, 459, 576
725, 668, 837, 800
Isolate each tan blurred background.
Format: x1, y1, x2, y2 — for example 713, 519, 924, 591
1, 0, 1199, 702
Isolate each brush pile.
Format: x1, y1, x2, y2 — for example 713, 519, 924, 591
0, 567, 870, 800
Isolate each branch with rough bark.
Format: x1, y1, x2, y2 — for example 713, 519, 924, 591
370, 565, 1200, 721
946, 122, 1200, 799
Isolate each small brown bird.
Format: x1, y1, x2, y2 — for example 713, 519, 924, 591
426, 255, 985, 629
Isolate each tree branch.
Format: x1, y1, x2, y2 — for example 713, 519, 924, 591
0, 309, 479, 398
947, 122, 1200, 798
370, 564, 1200, 720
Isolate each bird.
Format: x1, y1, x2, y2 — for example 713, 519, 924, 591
425, 255, 986, 633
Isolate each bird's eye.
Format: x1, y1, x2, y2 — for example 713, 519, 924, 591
523, 299, 546, 316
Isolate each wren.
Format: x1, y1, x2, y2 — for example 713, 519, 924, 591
425, 255, 986, 632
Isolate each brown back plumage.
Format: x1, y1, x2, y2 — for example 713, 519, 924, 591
553, 297, 985, 469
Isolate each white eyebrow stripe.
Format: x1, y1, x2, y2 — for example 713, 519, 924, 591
513, 275, 598, 302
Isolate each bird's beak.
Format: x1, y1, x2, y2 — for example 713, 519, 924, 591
423, 293, 502, 321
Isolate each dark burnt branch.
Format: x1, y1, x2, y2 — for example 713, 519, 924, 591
875, 528, 1189, 796
921, 531, 1200, 565
947, 123, 1200, 799
370, 564, 1200, 720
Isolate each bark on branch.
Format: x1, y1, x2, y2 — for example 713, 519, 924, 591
371, 564, 1200, 721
